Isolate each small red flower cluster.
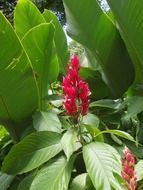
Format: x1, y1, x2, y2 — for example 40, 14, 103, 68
62, 55, 90, 118
121, 147, 137, 190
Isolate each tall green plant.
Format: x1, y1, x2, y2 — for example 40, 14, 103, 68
0, 0, 68, 141
0, 0, 143, 190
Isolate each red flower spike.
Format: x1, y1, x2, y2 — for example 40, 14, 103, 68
62, 55, 90, 119
121, 147, 137, 190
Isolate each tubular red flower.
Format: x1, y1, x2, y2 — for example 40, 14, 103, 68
121, 147, 137, 190
62, 55, 90, 118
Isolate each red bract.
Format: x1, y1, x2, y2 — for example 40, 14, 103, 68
121, 147, 137, 190
62, 55, 90, 118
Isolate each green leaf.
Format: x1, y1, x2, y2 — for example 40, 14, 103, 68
0, 172, 14, 190
106, 0, 143, 86
30, 156, 74, 190
14, 0, 45, 38
135, 160, 143, 181
79, 68, 110, 100
0, 12, 38, 139
82, 113, 99, 127
95, 129, 135, 142
43, 10, 69, 73
22, 23, 58, 108
84, 124, 104, 142
2, 131, 62, 174
33, 111, 61, 133
70, 173, 95, 190
83, 142, 125, 190
18, 173, 36, 190
61, 128, 81, 160
63, 0, 134, 98
82, 113, 103, 142
70, 173, 87, 190
90, 99, 120, 109
126, 96, 143, 117
0, 126, 8, 140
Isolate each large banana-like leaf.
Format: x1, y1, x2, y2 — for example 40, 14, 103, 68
63, 0, 134, 98
22, 23, 58, 108
15, 0, 69, 74
14, 0, 45, 39
0, 12, 38, 138
83, 142, 125, 190
107, 0, 143, 86
43, 10, 69, 73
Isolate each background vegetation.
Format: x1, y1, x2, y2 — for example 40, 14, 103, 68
0, 0, 143, 190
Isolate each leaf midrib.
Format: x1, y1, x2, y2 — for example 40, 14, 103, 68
90, 148, 112, 181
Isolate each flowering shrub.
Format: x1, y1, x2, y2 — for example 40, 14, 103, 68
0, 0, 143, 190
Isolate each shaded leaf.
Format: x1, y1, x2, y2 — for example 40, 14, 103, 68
90, 99, 120, 109
107, 0, 143, 86
126, 96, 143, 117
18, 173, 36, 190
0, 172, 14, 190
63, 0, 134, 98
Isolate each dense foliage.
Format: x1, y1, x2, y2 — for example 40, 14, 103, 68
0, 0, 143, 189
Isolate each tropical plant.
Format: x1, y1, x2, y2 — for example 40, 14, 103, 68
0, 0, 143, 190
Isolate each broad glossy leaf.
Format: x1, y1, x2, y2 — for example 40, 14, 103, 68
22, 23, 58, 107
82, 113, 99, 127
63, 0, 134, 98
14, 0, 45, 38
70, 173, 87, 190
90, 99, 120, 109
84, 124, 104, 142
33, 111, 61, 133
43, 10, 69, 73
30, 156, 74, 190
82, 113, 103, 141
70, 173, 95, 190
2, 131, 62, 174
0, 172, 14, 190
83, 142, 124, 190
61, 128, 81, 160
135, 160, 143, 181
95, 129, 134, 142
18, 173, 36, 190
107, 0, 143, 85
0, 12, 38, 136
126, 96, 143, 117
79, 68, 110, 100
